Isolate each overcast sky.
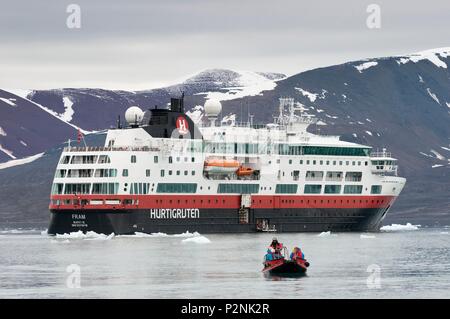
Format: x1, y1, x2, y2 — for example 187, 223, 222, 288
1, 0, 449, 90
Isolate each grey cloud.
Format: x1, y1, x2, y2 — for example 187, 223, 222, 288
0, 0, 449, 89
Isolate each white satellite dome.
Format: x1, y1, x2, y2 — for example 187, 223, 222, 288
204, 99, 222, 117
125, 106, 144, 125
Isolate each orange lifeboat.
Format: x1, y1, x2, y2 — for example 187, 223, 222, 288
204, 158, 240, 174
236, 166, 254, 176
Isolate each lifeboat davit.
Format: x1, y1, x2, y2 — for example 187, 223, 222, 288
204, 158, 240, 174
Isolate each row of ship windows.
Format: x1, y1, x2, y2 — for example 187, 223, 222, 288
55, 168, 198, 178
51, 182, 382, 195
56, 168, 362, 182
282, 159, 368, 166
104, 141, 371, 157
204, 144, 371, 156
51, 197, 386, 207
59, 155, 376, 168
59, 155, 193, 165
60, 155, 111, 165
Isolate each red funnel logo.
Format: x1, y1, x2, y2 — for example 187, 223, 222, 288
176, 116, 189, 135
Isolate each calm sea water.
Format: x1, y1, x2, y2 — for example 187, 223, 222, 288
0, 226, 449, 299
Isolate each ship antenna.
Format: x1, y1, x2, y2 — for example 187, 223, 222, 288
180, 91, 185, 113
247, 100, 250, 126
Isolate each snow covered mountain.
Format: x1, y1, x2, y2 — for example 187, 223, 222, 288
0, 49, 449, 225
1, 70, 284, 142
0, 89, 80, 162
218, 48, 450, 173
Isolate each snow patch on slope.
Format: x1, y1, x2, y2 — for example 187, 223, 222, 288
426, 88, 441, 105
186, 105, 204, 124
0, 145, 16, 159
23, 94, 90, 134
196, 70, 281, 102
295, 88, 318, 102
419, 152, 433, 158
396, 48, 449, 69
0, 97, 17, 107
430, 149, 445, 161
0, 152, 44, 170
354, 61, 378, 73
61, 96, 75, 122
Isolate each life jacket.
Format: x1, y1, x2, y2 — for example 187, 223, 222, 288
291, 249, 304, 260
268, 243, 283, 252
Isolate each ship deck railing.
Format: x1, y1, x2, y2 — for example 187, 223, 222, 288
370, 151, 393, 158
63, 146, 160, 152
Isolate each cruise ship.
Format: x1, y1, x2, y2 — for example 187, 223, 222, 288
48, 96, 406, 234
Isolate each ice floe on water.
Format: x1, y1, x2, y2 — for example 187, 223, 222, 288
360, 234, 376, 239
317, 231, 336, 237
118, 231, 201, 238
55, 230, 115, 240
380, 223, 420, 232
181, 236, 211, 244
172, 231, 201, 238
46, 230, 204, 240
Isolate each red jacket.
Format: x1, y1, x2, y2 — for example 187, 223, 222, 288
269, 243, 283, 252
291, 249, 304, 260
